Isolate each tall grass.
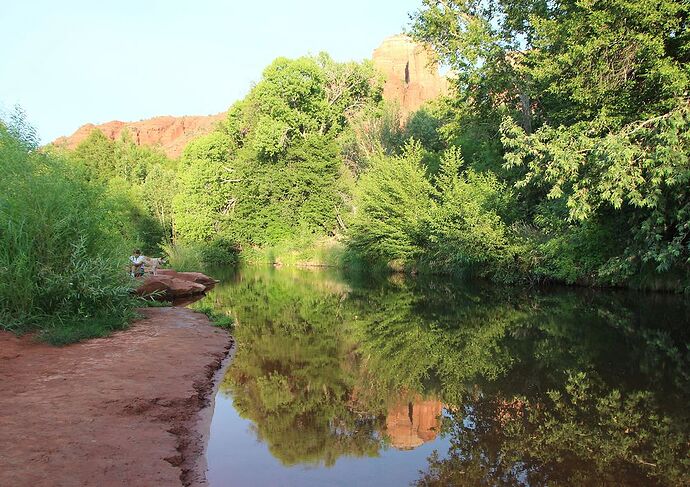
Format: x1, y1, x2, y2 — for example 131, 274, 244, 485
161, 239, 239, 272
159, 241, 205, 272
238, 235, 346, 268
0, 114, 139, 344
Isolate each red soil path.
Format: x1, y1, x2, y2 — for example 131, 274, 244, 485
0, 307, 232, 487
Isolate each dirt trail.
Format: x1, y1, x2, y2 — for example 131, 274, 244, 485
0, 307, 232, 487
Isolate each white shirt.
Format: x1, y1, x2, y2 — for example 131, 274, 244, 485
130, 255, 145, 265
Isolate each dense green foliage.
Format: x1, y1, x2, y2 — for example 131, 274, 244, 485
47, 1, 689, 289
348, 142, 434, 264
371, 0, 690, 288
63, 129, 177, 253
204, 266, 690, 483
348, 143, 514, 275
0, 111, 139, 344
172, 54, 383, 260
10, 0, 688, 346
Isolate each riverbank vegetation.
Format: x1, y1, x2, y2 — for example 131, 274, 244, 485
40, 0, 689, 291
0, 111, 140, 344
399, 0, 690, 289
3, 0, 687, 346
164, 0, 686, 291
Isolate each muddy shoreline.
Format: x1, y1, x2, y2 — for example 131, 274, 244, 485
0, 307, 233, 487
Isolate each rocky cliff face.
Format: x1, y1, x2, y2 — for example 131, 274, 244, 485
53, 113, 226, 158
53, 35, 446, 157
372, 34, 448, 115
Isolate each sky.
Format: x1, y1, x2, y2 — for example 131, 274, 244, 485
0, 0, 422, 143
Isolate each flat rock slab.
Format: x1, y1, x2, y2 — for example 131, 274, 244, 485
157, 270, 220, 287
135, 271, 218, 300
0, 307, 232, 487
136, 275, 207, 299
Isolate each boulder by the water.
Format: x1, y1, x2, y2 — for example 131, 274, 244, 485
134, 270, 216, 300
156, 269, 219, 287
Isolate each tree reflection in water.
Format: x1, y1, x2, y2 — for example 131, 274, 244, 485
199, 266, 689, 485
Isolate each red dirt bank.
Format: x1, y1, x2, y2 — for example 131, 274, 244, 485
0, 307, 232, 487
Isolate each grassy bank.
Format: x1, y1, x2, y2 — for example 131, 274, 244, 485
239, 236, 346, 268
189, 302, 234, 329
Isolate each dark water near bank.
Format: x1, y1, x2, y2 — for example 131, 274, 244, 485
201, 266, 689, 486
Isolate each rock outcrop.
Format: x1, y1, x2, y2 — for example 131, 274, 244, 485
372, 34, 449, 115
135, 269, 218, 300
53, 35, 447, 156
53, 113, 226, 158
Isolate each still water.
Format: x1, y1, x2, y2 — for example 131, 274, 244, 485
199, 266, 689, 486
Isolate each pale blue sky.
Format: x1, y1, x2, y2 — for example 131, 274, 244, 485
0, 0, 422, 143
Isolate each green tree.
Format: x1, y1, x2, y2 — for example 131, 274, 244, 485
425, 147, 513, 274
172, 55, 382, 254
409, 0, 690, 287
347, 142, 434, 265
70, 129, 118, 181
172, 132, 234, 243
63, 128, 175, 250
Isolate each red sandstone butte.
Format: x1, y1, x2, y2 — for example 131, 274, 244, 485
372, 34, 449, 116
52, 35, 448, 157
53, 113, 226, 158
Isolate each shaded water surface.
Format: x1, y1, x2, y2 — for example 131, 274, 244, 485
201, 266, 689, 486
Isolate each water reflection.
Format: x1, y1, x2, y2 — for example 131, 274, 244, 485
202, 266, 690, 486
385, 397, 443, 450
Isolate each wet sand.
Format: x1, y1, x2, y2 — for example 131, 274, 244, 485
0, 307, 232, 487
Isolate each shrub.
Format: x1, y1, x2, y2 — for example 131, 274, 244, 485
424, 147, 513, 275
161, 239, 239, 272
200, 238, 240, 266
347, 144, 517, 277
347, 142, 434, 265
0, 113, 138, 343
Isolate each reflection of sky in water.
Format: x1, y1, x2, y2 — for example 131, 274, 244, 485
207, 393, 451, 487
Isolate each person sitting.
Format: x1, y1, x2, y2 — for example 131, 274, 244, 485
129, 249, 146, 277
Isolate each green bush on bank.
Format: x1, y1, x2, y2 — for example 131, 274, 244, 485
348, 143, 516, 278
0, 114, 139, 344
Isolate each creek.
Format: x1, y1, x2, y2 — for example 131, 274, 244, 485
199, 266, 689, 486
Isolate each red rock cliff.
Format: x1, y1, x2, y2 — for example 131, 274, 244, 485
372, 34, 448, 115
53, 113, 226, 158
53, 35, 446, 157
